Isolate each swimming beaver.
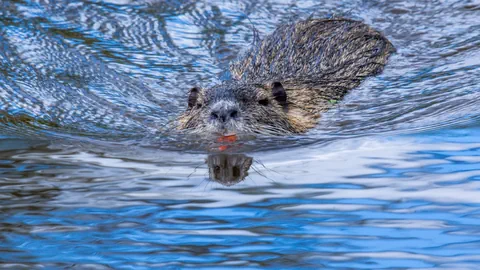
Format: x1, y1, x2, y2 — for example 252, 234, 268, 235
178, 18, 394, 135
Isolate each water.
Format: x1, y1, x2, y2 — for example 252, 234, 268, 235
1, 0, 480, 269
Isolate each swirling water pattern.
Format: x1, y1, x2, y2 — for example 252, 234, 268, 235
1, 0, 480, 269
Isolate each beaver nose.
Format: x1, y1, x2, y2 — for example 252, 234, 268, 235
210, 102, 239, 123
211, 108, 238, 122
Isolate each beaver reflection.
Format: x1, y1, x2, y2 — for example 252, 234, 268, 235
206, 154, 253, 186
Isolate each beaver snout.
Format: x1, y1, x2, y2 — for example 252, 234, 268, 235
210, 101, 240, 123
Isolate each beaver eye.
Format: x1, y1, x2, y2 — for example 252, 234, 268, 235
258, 98, 269, 106
196, 103, 202, 109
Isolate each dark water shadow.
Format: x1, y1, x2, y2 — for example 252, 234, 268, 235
206, 153, 253, 186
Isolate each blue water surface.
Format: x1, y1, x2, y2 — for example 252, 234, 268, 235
1, 0, 480, 269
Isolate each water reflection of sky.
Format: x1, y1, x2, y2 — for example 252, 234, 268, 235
1, 127, 480, 268
1, 0, 480, 268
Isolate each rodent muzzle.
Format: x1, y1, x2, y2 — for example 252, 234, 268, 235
209, 101, 240, 123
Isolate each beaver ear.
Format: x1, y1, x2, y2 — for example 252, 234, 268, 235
188, 87, 200, 109
271, 82, 288, 109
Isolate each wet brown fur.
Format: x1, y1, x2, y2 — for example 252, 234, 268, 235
179, 18, 395, 134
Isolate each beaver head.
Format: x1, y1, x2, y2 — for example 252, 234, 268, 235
177, 81, 302, 135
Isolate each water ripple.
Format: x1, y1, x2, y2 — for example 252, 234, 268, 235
1, 0, 480, 268
0, 0, 478, 150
